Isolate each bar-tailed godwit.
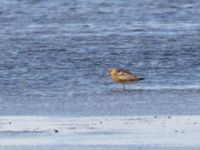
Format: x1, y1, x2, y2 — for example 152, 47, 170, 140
107, 68, 144, 90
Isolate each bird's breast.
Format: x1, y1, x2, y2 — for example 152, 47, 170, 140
111, 75, 123, 83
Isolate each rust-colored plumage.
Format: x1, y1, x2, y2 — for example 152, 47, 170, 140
107, 68, 144, 90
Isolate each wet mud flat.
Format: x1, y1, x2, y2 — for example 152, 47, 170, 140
0, 116, 200, 149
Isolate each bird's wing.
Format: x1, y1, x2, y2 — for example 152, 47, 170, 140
117, 69, 139, 81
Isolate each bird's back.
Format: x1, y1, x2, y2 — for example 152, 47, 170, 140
112, 69, 144, 83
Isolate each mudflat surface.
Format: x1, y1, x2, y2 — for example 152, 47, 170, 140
0, 116, 200, 148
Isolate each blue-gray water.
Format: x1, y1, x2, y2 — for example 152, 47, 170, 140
0, 0, 200, 116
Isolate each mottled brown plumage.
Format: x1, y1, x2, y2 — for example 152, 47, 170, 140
107, 68, 144, 90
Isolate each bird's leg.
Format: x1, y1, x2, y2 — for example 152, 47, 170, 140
123, 83, 126, 90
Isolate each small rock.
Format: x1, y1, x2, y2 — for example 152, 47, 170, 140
54, 129, 59, 133
174, 130, 178, 133
168, 116, 171, 119
193, 122, 198, 125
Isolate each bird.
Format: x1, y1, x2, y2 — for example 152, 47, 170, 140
107, 68, 144, 90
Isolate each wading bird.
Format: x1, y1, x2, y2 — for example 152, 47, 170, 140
107, 68, 144, 90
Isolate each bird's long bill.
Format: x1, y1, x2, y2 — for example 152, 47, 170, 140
106, 71, 111, 76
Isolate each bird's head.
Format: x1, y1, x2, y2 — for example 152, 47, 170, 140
107, 68, 119, 76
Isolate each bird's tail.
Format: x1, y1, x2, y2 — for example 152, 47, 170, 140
137, 77, 145, 81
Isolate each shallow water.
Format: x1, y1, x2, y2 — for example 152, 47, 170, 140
0, 0, 200, 115
0, 89, 200, 116
0, 0, 200, 97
